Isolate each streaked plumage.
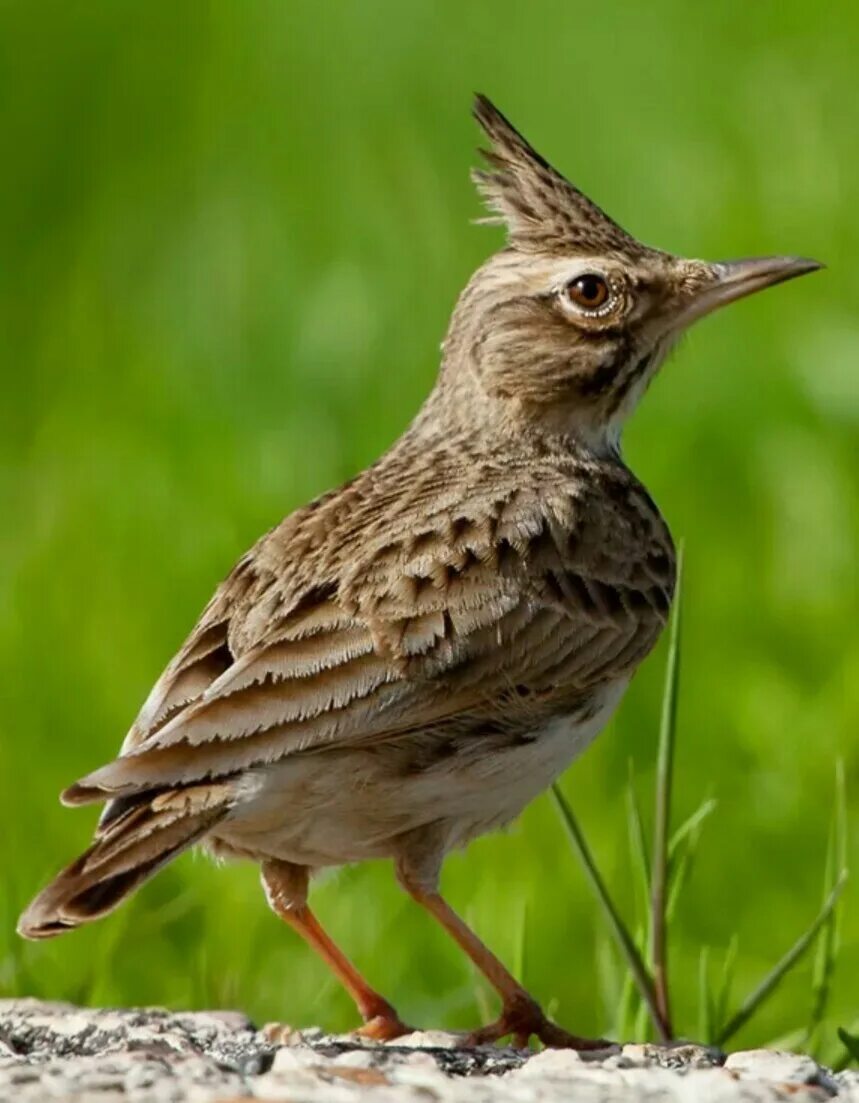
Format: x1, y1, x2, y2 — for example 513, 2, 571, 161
19, 95, 820, 1048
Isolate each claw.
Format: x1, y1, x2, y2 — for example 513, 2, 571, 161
466, 991, 611, 1051
354, 1013, 413, 1042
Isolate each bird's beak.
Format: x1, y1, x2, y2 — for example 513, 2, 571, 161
680, 255, 824, 327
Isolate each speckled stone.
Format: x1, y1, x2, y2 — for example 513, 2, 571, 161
0, 1000, 851, 1102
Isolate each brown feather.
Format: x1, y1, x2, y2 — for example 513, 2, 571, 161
18, 783, 235, 939
471, 94, 645, 256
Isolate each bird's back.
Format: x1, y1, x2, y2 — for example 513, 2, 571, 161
93, 432, 674, 789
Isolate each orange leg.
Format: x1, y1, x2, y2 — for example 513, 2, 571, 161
405, 885, 609, 1050
262, 860, 410, 1041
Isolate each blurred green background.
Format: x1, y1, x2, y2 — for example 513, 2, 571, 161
1, 0, 857, 1052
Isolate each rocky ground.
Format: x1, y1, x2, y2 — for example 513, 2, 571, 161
1, 999, 856, 1102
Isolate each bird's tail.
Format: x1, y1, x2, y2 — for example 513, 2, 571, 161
17, 781, 234, 940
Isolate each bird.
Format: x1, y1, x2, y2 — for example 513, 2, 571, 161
18, 94, 821, 1050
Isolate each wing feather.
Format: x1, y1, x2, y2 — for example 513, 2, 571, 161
69, 457, 674, 803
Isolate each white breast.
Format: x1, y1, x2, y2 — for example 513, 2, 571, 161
435, 678, 629, 848
216, 679, 629, 868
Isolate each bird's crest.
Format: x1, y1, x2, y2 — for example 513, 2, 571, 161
472, 94, 642, 257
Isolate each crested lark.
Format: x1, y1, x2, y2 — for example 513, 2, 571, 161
19, 96, 821, 1049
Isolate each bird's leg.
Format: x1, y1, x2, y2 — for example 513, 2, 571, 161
261, 859, 410, 1041
401, 877, 608, 1050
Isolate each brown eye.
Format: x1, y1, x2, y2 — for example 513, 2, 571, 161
566, 273, 610, 310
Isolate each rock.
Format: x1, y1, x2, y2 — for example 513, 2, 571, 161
388, 1029, 469, 1049
725, 1049, 821, 1081
724, 1049, 839, 1095
0, 999, 850, 1102
620, 1042, 724, 1069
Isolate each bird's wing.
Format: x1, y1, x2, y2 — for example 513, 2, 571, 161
65, 469, 673, 803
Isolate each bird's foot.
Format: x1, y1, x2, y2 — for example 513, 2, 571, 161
354, 1013, 413, 1042
353, 995, 413, 1042
262, 996, 411, 1046
467, 991, 612, 1051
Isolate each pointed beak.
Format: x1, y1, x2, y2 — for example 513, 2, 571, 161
680, 255, 824, 327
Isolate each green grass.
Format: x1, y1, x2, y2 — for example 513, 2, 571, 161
1, 0, 857, 1049
553, 576, 850, 1057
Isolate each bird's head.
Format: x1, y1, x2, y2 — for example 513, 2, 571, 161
435, 95, 821, 453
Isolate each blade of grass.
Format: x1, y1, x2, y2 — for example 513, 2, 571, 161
551, 783, 668, 1041
833, 1023, 859, 1071
666, 825, 702, 923
714, 933, 739, 1042
513, 897, 528, 986
806, 809, 836, 1049
649, 545, 683, 1041
625, 764, 654, 1043
698, 945, 713, 1044
596, 934, 620, 1032
716, 872, 848, 1047
839, 1027, 859, 1060
669, 797, 718, 860
815, 1027, 853, 1072
634, 987, 652, 1043
614, 932, 642, 1040
806, 760, 848, 1050
626, 760, 651, 924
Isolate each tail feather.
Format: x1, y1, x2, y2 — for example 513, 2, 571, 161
17, 782, 234, 940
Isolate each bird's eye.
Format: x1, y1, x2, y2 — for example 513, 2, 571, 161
566, 273, 610, 311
